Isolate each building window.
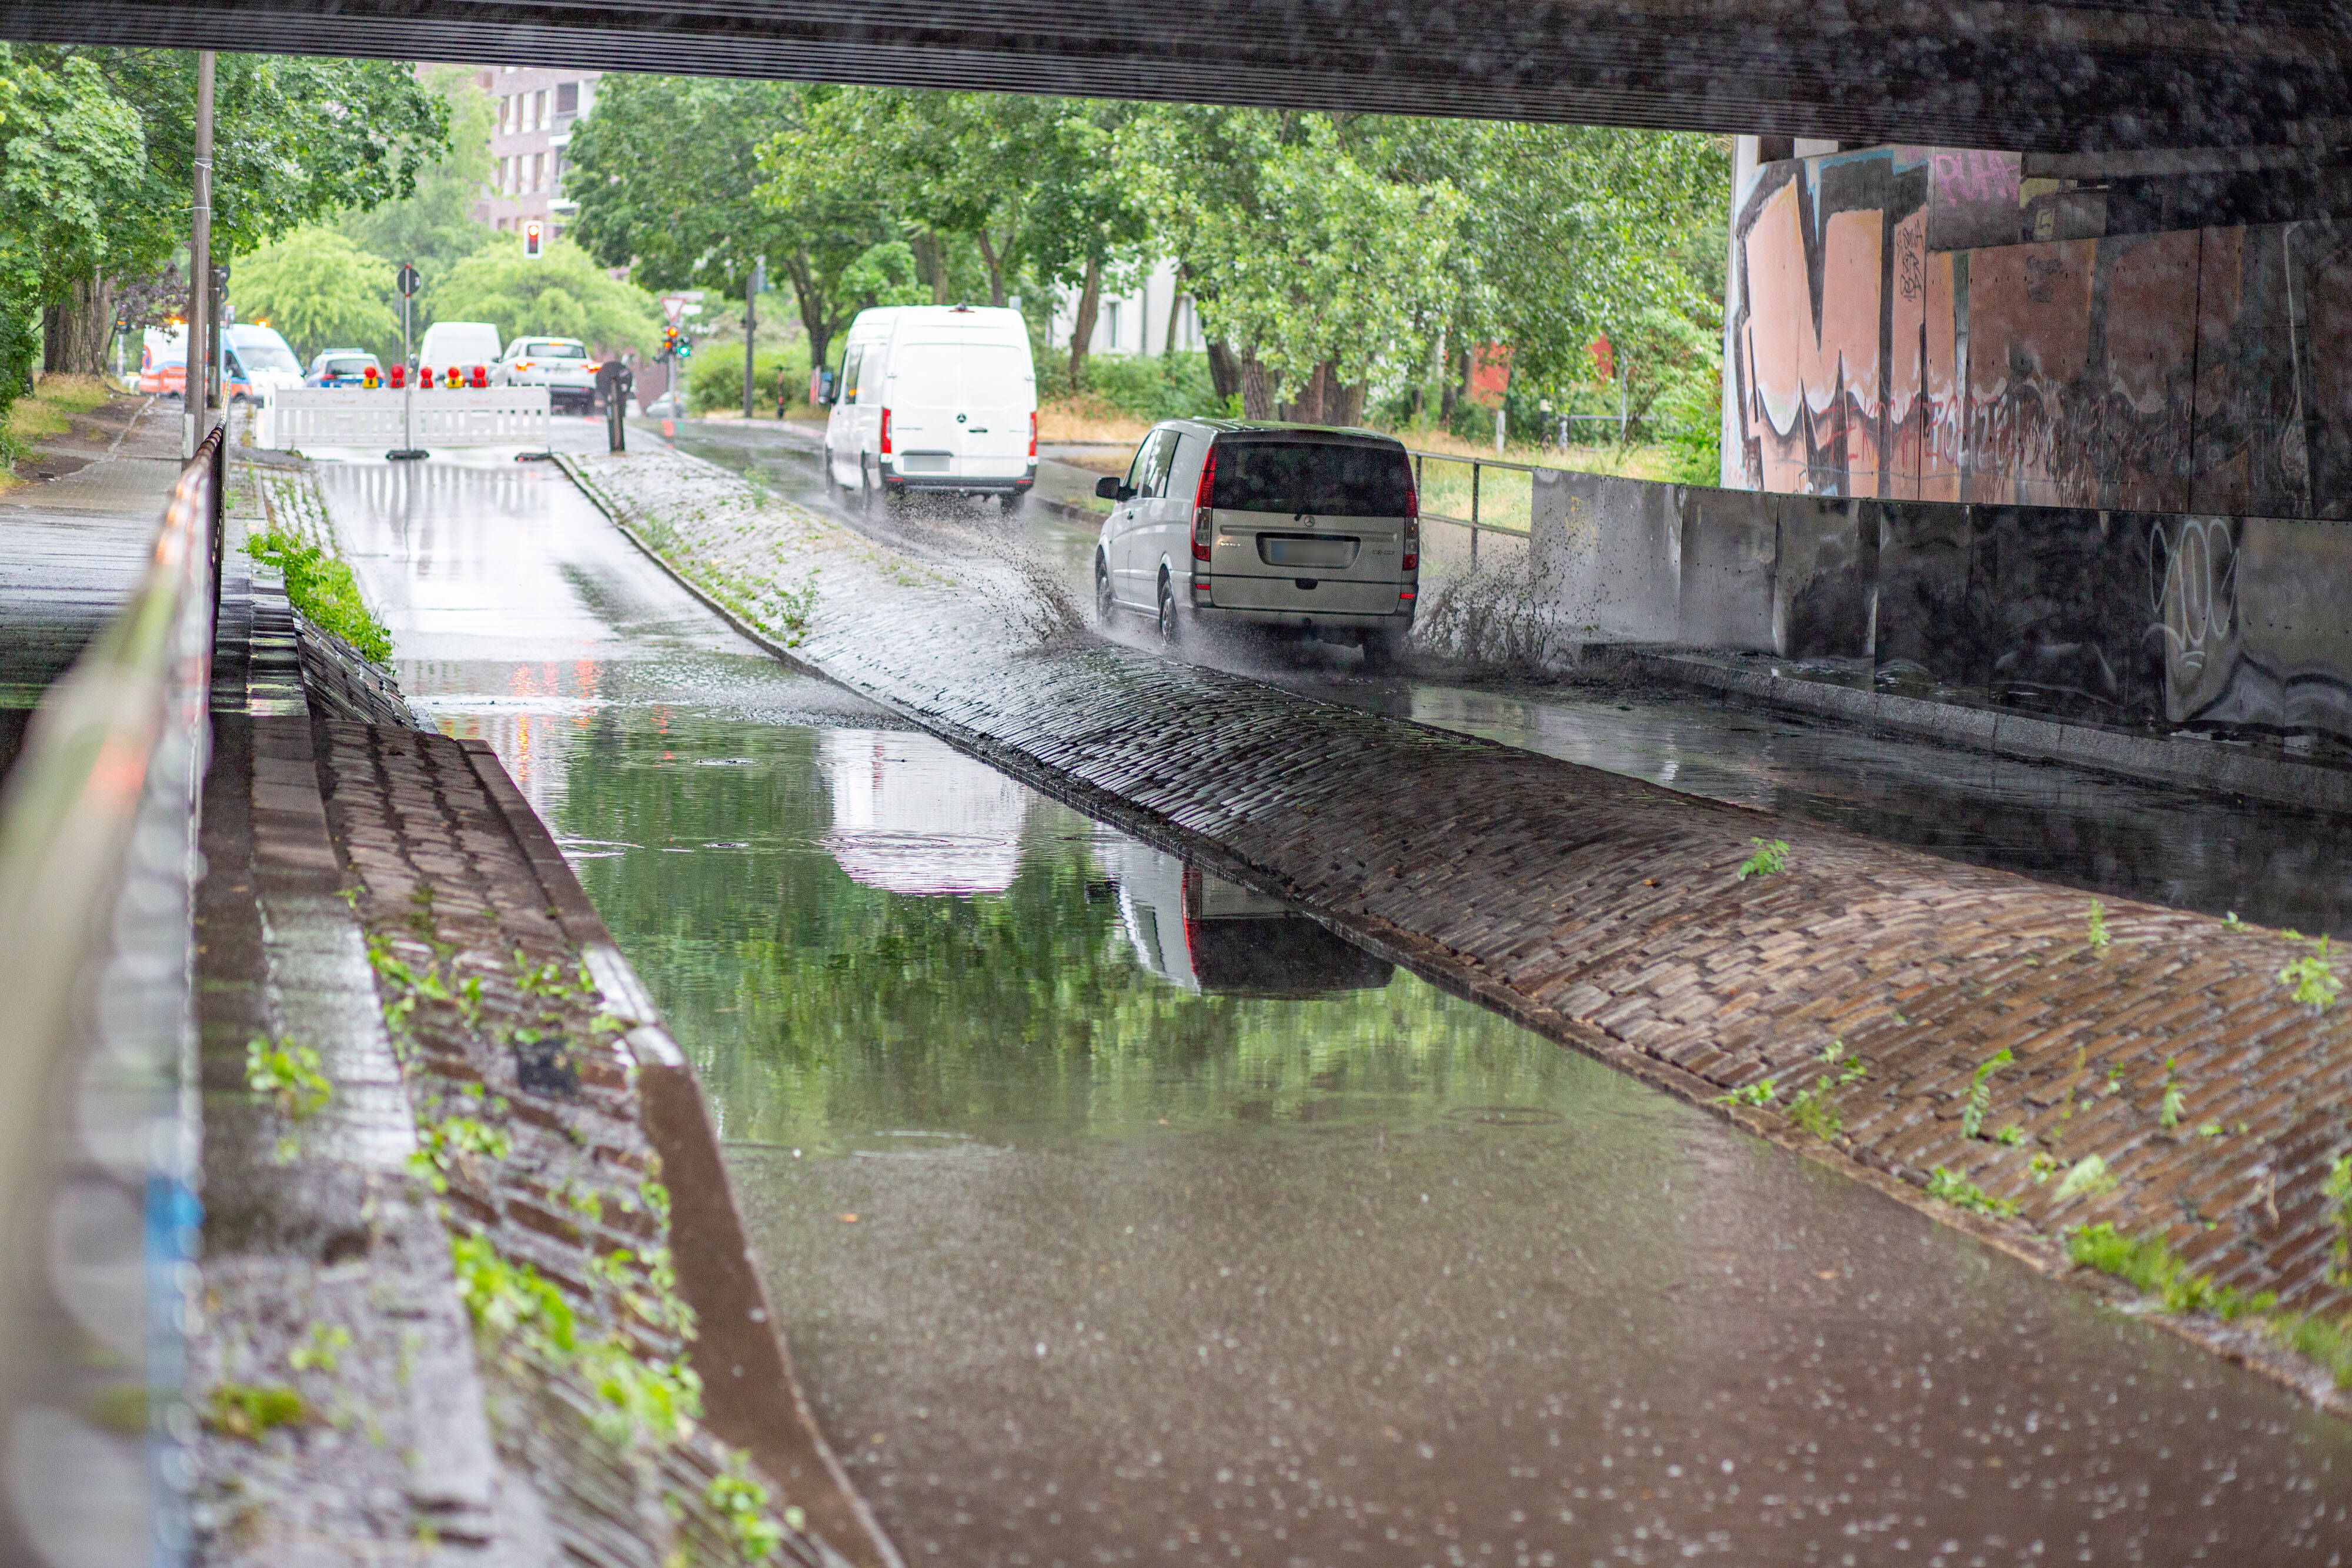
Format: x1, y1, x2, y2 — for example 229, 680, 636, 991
1106, 300, 1122, 349
556, 81, 579, 118
534, 89, 549, 130
532, 152, 546, 192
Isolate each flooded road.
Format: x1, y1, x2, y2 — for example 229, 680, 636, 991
671, 417, 2352, 939
318, 444, 2352, 1566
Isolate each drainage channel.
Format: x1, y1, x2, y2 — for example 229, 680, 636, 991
319, 445, 2352, 1567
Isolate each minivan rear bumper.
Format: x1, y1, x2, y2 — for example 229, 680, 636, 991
882, 467, 1035, 497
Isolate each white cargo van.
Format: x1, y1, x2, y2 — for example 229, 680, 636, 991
415, 320, 503, 377
823, 305, 1037, 513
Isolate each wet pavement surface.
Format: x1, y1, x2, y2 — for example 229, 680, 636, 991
312, 443, 2352, 1566
660, 417, 2352, 940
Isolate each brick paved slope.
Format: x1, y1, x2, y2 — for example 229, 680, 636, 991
569, 449, 2352, 1389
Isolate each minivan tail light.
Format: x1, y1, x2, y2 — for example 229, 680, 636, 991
1402, 474, 1421, 571
1028, 410, 1037, 458
1191, 445, 1217, 562
880, 407, 893, 455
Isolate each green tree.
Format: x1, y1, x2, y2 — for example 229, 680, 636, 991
0, 46, 147, 407
340, 63, 500, 285
421, 239, 658, 355
228, 226, 399, 363
17, 47, 448, 376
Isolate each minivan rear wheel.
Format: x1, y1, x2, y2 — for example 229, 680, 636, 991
1096, 555, 1116, 626
1156, 574, 1181, 646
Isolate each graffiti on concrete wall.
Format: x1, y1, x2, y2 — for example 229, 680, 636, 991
1726, 145, 2352, 522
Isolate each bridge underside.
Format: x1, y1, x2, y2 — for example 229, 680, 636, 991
1, 1, 2348, 152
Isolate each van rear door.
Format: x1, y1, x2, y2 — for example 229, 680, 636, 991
887, 333, 1035, 482
1204, 437, 1414, 616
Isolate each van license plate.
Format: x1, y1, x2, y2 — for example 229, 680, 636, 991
1258, 534, 1358, 569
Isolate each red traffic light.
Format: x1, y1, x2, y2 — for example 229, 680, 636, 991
523, 219, 545, 260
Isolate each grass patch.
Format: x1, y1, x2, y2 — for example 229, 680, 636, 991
1926, 1166, 2019, 1218
206, 1382, 308, 1438
248, 524, 393, 663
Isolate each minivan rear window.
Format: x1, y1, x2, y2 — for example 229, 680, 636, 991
1211, 440, 1411, 517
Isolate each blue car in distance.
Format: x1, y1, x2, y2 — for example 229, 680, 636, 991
303, 349, 382, 388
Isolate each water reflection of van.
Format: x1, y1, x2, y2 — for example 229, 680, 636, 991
1098, 834, 1392, 997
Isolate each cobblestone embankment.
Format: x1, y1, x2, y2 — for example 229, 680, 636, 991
193, 456, 891, 1566
565, 444, 2352, 1412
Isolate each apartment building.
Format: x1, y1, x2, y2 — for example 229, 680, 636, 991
1050, 259, 1208, 359
471, 66, 599, 239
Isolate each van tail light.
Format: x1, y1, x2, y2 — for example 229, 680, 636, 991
1402, 475, 1421, 571
1191, 446, 1217, 562
1028, 410, 1037, 459
880, 407, 893, 456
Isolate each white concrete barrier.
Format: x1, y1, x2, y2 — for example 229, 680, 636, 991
253, 387, 552, 452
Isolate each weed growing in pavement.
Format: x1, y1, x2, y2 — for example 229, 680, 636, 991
1736, 838, 1789, 880
708, 1449, 805, 1562
1995, 1124, 2027, 1146
2223, 911, 2247, 931
409, 1115, 513, 1193
763, 571, 819, 647
246, 1037, 331, 1119
2278, 933, 2344, 1012
1927, 1166, 2019, 1218
1960, 1048, 2013, 1140
2029, 1152, 2062, 1183
2326, 1155, 2352, 1286
2086, 899, 2110, 951
1786, 1088, 1841, 1142
289, 1323, 352, 1375
2052, 1154, 2119, 1203
206, 1382, 308, 1438
247, 519, 392, 664
2067, 1223, 2276, 1319
2160, 1058, 2188, 1130
1716, 1080, 1776, 1108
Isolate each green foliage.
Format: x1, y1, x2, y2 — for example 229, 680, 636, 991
1960, 1047, 2012, 1141
2028, 1151, 2061, 1183
2279, 934, 2343, 1012
229, 226, 399, 363
248, 525, 392, 663
687, 339, 810, 415
1075, 351, 1221, 420
2085, 898, 2110, 951
1926, 1166, 2019, 1218
289, 1322, 352, 1374
707, 1453, 793, 1563
206, 1382, 308, 1438
2067, 1223, 2274, 1319
409, 1114, 511, 1192
422, 240, 659, 357
2159, 1057, 2187, 1130
2051, 1153, 2118, 1203
1786, 1087, 1840, 1142
1736, 838, 1789, 880
1715, 1079, 1775, 1108
245, 1035, 331, 1119
340, 64, 502, 287
1994, 1124, 2026, 1146
2277, 1310, 2352, 1390
2326, 1154, 2352, 1286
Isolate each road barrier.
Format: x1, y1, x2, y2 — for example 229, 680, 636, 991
0, 423, 223, 1563
253, 386, 552, 452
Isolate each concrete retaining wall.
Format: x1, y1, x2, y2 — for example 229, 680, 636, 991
1532, 471, 2352, 743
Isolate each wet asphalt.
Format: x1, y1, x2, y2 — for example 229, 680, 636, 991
310, 425, 2352, 1566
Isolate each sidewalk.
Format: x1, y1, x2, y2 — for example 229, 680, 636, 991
564, 441, 2352, 1413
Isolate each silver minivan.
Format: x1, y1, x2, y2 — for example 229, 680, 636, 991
1094, 420, 1419, 661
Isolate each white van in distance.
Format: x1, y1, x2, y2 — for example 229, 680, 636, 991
414, 320, 504, 377
823, 305, 1037, 513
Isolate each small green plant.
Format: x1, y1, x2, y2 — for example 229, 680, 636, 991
2276, 1310, 2352, 1390
409, 1115, 512, 1192
2159, 1058, 2187, 1130
1786, 1088, 1841, 1142
2052, 1154, 2118, 1203
246, 1037, 331, 1119
2280, 935, 2343, 1012
706, 1449, 801, 1562
2067, 1223, 2275, 1320
2325, 1154, 2352, 1287
2028, 1151, 2061, 1183
2086, 898, 2110, 951
289, 1323, 353, 1374
2222, 911, 2246, 932
1716, 1079, 1776, 1108
206, 1382, 308, 1438
1994, 1124, 2026, 1146
247, 525, 393, 663
1926, 1166, 2019, 1218
764, 573, 821, 648
2198, 1122, 2223, 1138
1736, 838, 1789, 880
1960, 1047, 2013, 1140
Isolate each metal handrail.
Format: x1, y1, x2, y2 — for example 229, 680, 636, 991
0, 423, 223, 1564
1407, 448, 1534, 562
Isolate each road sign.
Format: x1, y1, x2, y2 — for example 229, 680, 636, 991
397, 263, 419, 299
660, 294, 689, 326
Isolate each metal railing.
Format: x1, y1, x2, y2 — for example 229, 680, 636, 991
1409, 447, 1541, 565
0, 423, 223, 1566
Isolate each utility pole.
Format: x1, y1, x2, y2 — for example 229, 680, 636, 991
184, 50, 213, 459
741, 258, 762, 420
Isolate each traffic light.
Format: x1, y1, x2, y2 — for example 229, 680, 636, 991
522, 219, 545, 260
676, 332, 693, 361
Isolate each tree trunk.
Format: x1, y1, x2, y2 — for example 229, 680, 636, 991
1240, 353, 1275, 421
44, 272, 118, 378
912, 231, 950, 305
1162, 290, 1184, 357
1206, 339, 1241, 404
1067, 255, 1102, 390
976, 232, 1008, 308
786, 250, 833, 387
1439, 340, 1465, 426
1330, 375, 1365, 429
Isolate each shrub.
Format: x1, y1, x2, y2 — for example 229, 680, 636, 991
687, 340, 813, 416
1074, 352, 1220, 422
